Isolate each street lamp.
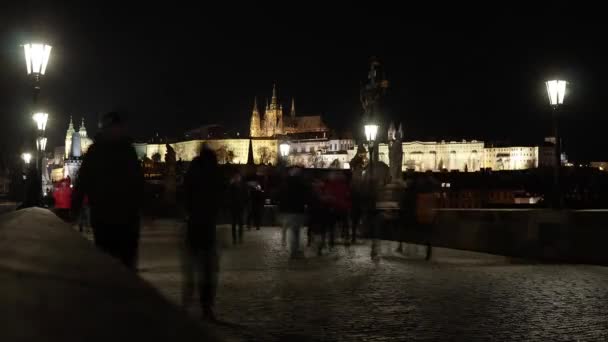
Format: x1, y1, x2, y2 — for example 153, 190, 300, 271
33, 112, 48, 131
24, 43, 52, 76
546, 79, 567, 209
364, 123, 379, 173
546, 80, 567, 106
36, 137, 47, 152
32, 112, 48, 171
364, 122, 379, 258
364, 124, 379, 144
24, 42, 51, 206
22, 153, 32, 165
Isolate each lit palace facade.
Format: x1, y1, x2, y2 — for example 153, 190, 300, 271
376, 140, 543, 172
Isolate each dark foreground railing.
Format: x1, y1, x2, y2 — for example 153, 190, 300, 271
0, 208, 223, 342
372, 208, 608, 265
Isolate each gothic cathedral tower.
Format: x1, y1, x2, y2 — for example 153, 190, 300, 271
250, 84, 284, 137
265, 84, 278, 136
250, 97, 262, 137
65, 116, 75, 158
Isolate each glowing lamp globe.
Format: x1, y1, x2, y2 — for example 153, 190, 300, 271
546, 80, 567, 106
24, 43, 52, 75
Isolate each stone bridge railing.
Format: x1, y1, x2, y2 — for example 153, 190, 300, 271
0, 208, 223, 341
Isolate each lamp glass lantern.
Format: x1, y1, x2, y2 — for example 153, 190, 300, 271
22, 153, 32, 164
36, 137, 47, 151
24, 43, 52, 75
546, 80, 567, 106
33, 112, 48, 131
364, 124, 379, 143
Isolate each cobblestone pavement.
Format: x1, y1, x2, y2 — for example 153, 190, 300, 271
133, 219, 608, 341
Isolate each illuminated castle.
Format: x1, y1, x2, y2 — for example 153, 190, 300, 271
250, 85, 328, 138
64, 116, 93, 159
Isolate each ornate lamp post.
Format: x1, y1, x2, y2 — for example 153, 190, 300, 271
545, 79, 567, 208
33, 112, 48, 185
24, 43, 51, 204
364, 122, 379, 258
364, 123, 379, 170
24, 43, 52, 103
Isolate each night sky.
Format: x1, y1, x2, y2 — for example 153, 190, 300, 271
1, 3, 606, 163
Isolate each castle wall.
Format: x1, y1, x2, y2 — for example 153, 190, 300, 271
144, 139, 257, 164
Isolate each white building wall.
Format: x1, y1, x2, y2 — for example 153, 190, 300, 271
483, 146, 539, 170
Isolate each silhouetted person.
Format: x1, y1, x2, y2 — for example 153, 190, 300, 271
183, 148, 223, 321
53, 178, 72, 221
247, 181, 264, 231
325, 171, 351, 246
309, 177, 330, 254
278, 167, 312, 259
20, 167, 41, 209
72, 112, 144, 270
228, 172, 247, 244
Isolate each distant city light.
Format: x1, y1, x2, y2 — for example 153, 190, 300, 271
24, 43, 52, 75
33, 112, 49, 131
546, 80, 567, 106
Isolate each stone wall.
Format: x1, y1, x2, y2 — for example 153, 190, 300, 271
145, 139, 254, 164
251, 139, 278, 165
389, 208, 608, 264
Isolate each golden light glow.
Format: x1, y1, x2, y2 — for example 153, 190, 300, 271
24, 43, 52, 75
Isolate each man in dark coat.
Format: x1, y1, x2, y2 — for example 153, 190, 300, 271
182, 147, 223, 320
72, 112, 144, 270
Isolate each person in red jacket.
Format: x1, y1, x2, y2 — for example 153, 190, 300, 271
324, 171, 352, 247
53, 178, 73, 221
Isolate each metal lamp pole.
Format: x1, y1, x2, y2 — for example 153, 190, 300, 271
545, 80, 567, 209
24, 43, 51, 202
364, 123, 378, 258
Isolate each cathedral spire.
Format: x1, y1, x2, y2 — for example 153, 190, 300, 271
79, 117, 88, 137
270, 83, 278, 109
250, 97, 262, 138
68, 116, 74, 131
290, 98, 296, 118
252, 96, 259, 113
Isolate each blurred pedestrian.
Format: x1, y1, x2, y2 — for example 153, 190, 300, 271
325, 171, 351, 246
228, 172, 247, 244
72, 112, 144, 270
247, 181, 264, 231
309, 177, 330, 255
19, 167, 41, 209
53, 178, 72, 221
78, 196, 91, 233
278, 167, 311, 259
182, 148, 223, 321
